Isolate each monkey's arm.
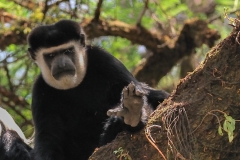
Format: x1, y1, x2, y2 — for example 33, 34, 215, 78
31, 95, 66, 160
107, 82, 169, 127
107, 82, 149, 127
32, 113, 65, 160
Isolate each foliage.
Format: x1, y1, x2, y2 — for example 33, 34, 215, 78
218, 114, 236, 143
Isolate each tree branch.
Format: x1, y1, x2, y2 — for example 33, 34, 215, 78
93, 0, 103, 22
81, 18, 220, 86
208, 8, 240, 23
3, 63, 14, 92
136, 0, 149, 25
81, 18, 167, 51
43, 0, 68, 15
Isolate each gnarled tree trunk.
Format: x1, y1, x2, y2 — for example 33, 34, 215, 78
89, 21, 240, 160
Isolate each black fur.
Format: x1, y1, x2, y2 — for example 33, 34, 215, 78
27, 20, 85, 60
0, 20, 169, 160
0, 122, 32, 160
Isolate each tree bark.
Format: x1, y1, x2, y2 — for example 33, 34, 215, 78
89, 23, 240, 160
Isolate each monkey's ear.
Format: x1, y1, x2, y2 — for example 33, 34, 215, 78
80, 34, 85, 47
28, 48, 36, 60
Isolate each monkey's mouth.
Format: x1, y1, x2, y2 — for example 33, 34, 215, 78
52, 69, 76, 80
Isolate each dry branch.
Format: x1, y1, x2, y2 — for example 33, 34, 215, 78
93, 0, 103, 22
136, 0, 149, 25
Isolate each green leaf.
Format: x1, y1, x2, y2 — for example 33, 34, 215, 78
218, 126, 223, 136
223, 115, 236, 142
223, 119, 227, 131
225, 116, 236, 131
228, 131, 234, 143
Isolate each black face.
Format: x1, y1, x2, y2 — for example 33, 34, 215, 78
44, 47, 76, 80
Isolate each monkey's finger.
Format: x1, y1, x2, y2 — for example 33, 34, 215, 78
135, 89, 145, 96
106, 108, 122, 116
106, 110, 116, 116
128, 82, 135, 96
123, 87, 129, 98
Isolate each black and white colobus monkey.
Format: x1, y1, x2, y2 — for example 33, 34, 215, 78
0, 20, 169, 160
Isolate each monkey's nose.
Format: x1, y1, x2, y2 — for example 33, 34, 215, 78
58, 62, 66, 68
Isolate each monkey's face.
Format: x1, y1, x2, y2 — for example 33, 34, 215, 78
34, 41, 87, 90
44, 47, 76, 80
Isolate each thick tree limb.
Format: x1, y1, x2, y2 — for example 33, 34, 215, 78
89, 23, 240, 160
81, 18, 167, 51
133, 18, 220, 86
81, 18, 220, 86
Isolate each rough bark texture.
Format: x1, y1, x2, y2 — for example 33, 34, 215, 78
89, 25, 240, 160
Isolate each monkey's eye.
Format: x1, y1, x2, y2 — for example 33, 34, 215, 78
63, 48, 74, 55
46, 53, 55, 58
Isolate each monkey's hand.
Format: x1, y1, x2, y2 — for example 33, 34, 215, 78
107, 82, 147, 127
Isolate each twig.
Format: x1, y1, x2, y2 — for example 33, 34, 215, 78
3, 62, 14, 92
42, 0, 49, 21
14, 61, 31, 91
191, 109, 237, 134
208, 112, 222, 128
147, 9, 164, 30
93, 0, 103, 22
42, 0, 68, 21
136, 0, 149, 25
208, 8, 240, 23
145, 125, 167, 160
